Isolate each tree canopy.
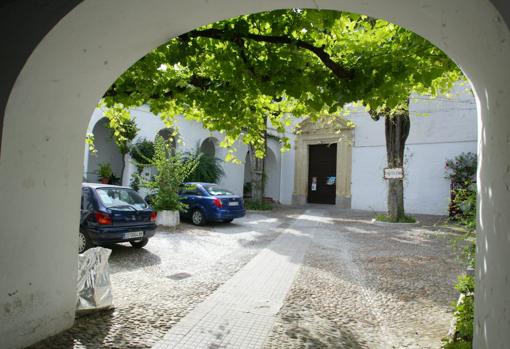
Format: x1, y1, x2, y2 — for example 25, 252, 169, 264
103, 9, 462, 159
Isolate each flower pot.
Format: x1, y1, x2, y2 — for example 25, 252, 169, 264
100, 178, 109, 184
156, 210, 180, 227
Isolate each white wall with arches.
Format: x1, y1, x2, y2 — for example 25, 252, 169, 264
85, 105, 251, 197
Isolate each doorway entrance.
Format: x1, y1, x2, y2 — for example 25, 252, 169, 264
307, 144, 337, 205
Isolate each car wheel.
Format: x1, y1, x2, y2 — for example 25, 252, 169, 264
78, 230, 93, 254
223, 219, 233, 223
191, 209, 206, 226
130, 238, 149, 249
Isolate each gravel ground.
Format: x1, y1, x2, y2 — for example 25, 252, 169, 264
265, 209, 463, 349
30, 211, 297, 349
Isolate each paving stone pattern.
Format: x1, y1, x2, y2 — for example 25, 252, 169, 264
265, 210, 463, 349
29, 212, 294, 349
154, 211, 323, 349
29, 209, 462, 348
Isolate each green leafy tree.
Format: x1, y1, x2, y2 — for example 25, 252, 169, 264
104, 9, 461, 218
139, 136, 199, 212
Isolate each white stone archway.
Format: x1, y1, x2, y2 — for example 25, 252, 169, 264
264, 145, 281, 202
0, 1, 509, 348
85, 118, 124, 183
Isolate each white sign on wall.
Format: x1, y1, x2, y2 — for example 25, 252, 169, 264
384, 167, 404, 180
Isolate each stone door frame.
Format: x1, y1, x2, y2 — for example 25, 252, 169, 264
292, 121, 353, 208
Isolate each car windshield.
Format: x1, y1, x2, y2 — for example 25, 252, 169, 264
96, 187, 148, 210
203, 185, 234, 196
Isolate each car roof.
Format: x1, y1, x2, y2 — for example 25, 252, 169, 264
82, 182, 133, 190
182, 182, 216, 186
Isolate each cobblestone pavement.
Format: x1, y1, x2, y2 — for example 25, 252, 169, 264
30, 211, 297, 349
265, 209, 463, 349
30, 208, 462, 349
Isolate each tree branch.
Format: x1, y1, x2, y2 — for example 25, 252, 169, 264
181, 28, 354, 80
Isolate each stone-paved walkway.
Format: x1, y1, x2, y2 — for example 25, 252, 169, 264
265, 209, 463, 349
29, 208, 463, 348
154, 211, 322, 349
29, 211, 297, 349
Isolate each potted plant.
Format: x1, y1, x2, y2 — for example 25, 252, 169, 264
97, 163, 113, 184
137, 136, 199, 227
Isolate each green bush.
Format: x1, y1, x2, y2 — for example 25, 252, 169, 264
443, 275, 474, 349
97, 163, 113, 182
184, 149, 224, 183
443, 153, 477, 349
445, 152, 477, 185
138, 136, 199, 211
452, 184, 477, 232
130, 138, 155, 166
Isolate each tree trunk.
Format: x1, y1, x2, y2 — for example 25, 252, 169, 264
384, 108, 411, 222
248, 117, 268, 204
248, 145, 265, 203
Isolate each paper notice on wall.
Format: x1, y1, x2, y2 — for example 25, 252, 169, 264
311, 177, 317, 191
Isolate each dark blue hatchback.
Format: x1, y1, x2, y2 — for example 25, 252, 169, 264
79, 183, 157, 253
179, 182, 245, 225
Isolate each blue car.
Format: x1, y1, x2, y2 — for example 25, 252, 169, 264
179, 182, 245, 225
79, 183, 157, 253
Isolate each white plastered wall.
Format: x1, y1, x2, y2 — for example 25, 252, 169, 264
0, 1, 509, 348
350, 85, 478, 215
85, 106, 248, 196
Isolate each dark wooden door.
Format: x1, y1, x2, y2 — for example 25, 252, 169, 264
307, 144, 337, 204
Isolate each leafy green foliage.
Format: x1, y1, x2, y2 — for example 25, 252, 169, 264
129, 138, 155, 190
85, 133, 97, 154
103, 9, 461, 159
130, 139, 155, 167
102, 103, 139, 155
445, 153, 477, 185
445, 152, 477, 267
138, 136, 199, 211
97, 163, 113, 181
452, 185, 477, 233
443, 154, 477, 349
184, 149, 225, 183
443, 275, 474, 348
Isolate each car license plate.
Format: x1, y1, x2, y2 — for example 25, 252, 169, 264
228, 201, 239, 206
124, 231, 144, 239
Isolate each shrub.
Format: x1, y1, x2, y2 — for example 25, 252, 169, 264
445, 152, 477, 185
442, 275, 474, 349
184, 149, 224, 183
443, 152, 477, 349
138, 136, 199, 211
97, 163, 113, 182
130, 138, 155, 166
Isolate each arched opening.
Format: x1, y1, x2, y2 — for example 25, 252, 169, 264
243, 150, 253, 198
200, 137, 217, 157
264, 144, 281, 203
156, 127, 178, 151
0, 2, 509, 348
85, 118, 123, 183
